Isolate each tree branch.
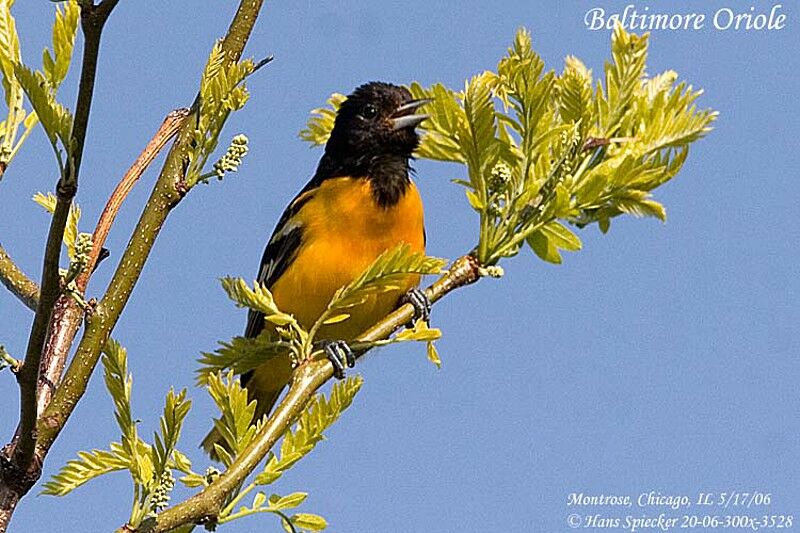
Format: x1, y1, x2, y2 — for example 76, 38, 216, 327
150, 255, 482, 532
34, 108, 190, 424
0, 245, 39, 311
36, 0, 265, 460
85, 109, 190, 288
0, 3, 120, 531
3, 2, 261, 529
1, 111, 187, 419
11, 0, 118, 474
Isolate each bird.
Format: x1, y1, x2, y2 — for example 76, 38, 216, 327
202, 81, 431, 458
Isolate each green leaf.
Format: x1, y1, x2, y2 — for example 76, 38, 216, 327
178, 472, 208, 489
32, 190, 57, 211
101, 340, 152, 485
541, 221, 582, 251
206, 370, 260, 466
614, 192, 667, 221
321, 312, 349, 325
256, 376, 362, 486
152, 388, 191, 477
170, 449, 193, 475
42, 447, 129, 496
221, 277, 301, 329
290, 513, 328, 531
298, 92, 345, 146
527, 230, 562, 264
598, 23, 649, 135
313, 244, 445, 339
248, 491, 266, 510
271, 492, 308, 511
32, 191, 82, 259
462, 72, 497, 175
394, 320, 442, 343
557, 55, 593, 135
410, 82, 467, 164
573, 169, 608, 207
43, 0, 79, 86
0, 0, 21, 103
426, 341, 441, 369
465, 189, 484, 211
14, 64, 72, 155
632, 80, 717, 155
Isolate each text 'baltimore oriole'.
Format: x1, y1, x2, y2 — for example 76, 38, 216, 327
203, 82, 431, 457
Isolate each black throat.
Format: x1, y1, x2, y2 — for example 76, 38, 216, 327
314, 152, 411, 208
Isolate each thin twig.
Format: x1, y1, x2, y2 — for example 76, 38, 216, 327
150, 256, 482, 532
80, 108, 190, 290
14, 197, 70, 469
0, 346, 21, 374
0, 245, 39, 311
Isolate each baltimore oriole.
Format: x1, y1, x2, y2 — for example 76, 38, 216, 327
203, 82, 431, 457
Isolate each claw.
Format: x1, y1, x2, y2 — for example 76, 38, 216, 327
401, 288, 431, 326
323, 340, 355, 380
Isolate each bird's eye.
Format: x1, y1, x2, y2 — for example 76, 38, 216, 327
361, 104, 378, 120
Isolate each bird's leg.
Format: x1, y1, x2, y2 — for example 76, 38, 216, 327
322, 340, 355, 380
400, 287, 431, 326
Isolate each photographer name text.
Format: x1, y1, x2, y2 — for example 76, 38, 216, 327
585, 4, 787, 31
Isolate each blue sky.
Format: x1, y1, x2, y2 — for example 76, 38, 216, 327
2, 1, 798, 531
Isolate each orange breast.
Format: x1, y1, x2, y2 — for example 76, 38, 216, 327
270, 177, 425, 340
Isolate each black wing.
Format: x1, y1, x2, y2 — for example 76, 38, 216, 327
243, 192, 312, 339
243, 153, 345, 338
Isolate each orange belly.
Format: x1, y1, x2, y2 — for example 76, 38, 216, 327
243, 176, 425, 422
272, 176, 425, 339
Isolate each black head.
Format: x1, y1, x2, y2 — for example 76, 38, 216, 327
324, 82, 430, 169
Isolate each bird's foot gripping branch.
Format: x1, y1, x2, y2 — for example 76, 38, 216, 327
0, 11, 715, 533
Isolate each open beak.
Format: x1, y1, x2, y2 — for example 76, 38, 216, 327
390, 98, 432, 131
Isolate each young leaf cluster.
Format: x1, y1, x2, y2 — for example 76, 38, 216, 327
354, 319, 444, 369
43, 341, 192, 529
32, 190, 94, 305
220, 491, 328, 533
302, 25, 716, 266
46, 347, 348, 532
213, 377, 362, 531
298, 92, 345, 146
32, 191, 82, 258
184, 41, 256, 188
204, 370, 262, 466
0, 0, 78, 172
197, 332, 290, 386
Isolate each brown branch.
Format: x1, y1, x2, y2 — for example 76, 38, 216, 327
0, 245, 39, 311
80, 108, 190, 290
150, 255, 482, 532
